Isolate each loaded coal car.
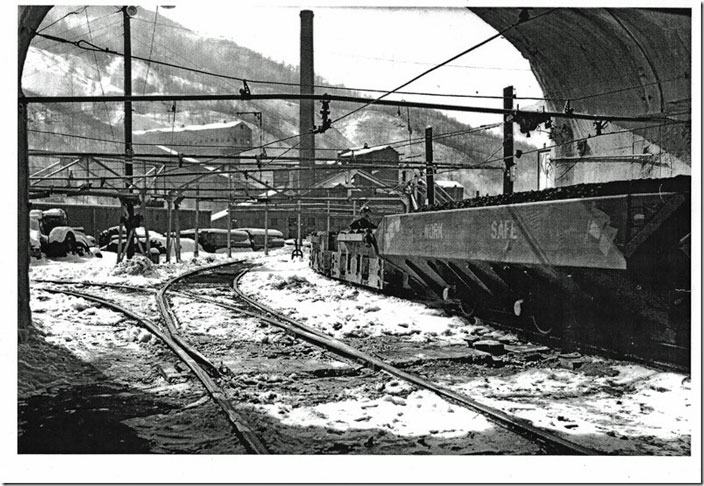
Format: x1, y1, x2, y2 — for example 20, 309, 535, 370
310, 175, 691, 369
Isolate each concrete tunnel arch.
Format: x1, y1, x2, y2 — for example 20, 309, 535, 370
469, 8, 692, 184
19, 6, 52, 337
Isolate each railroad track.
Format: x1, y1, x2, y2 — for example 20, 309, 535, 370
35, 260, 600, 455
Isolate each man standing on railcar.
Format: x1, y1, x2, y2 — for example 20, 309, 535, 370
349, 206, 379, 254
349, 206, 377, 231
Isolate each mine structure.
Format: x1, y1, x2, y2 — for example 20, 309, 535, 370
15, 6, 695, 467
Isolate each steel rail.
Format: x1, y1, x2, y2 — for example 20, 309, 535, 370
32, 279, 155, 292
228, 269, 598, 455
37, 282, 268, 454
153, 259, 269, 454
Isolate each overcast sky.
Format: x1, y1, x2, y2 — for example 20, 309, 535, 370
159, 3, 549, 146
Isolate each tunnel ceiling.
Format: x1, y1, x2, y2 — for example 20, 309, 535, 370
470, 8, 692, 162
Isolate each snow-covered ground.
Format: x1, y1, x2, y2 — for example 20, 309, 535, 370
237, 250, 693, 455
238, 254, 509, 345
23, 247, 693, 456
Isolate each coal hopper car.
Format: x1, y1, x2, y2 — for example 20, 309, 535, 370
310, 175, 691, 368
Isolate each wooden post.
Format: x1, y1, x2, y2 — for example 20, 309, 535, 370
166, 198, 172, 263
326, 191, 331, 233
143, 202, 151, 258
194, 188, 199, 258
503, 85, 514, 195
91, 207, 97, 241
264, 199, 269, 256
123, 6, 133, 187
227, 202, 232, 258
117, 222, 124, 263
174, 201, 181, 263
425, 126, 435, 206
296, 198, 302, 249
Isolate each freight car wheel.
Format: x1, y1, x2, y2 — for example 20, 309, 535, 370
529, 315, 553, 335
457, 300, 477, 317
518, 298, 563, 337
526, 300, 578, 339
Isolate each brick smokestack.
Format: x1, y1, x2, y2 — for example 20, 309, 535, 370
299, 9, 315, 190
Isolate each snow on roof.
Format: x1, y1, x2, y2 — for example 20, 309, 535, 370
134, 120, 248, 135
155, 145, 200, 163
436, 180, 464, 188
211, 208, 228, 221
338, 145, 395, 158
257, 189, 279, 199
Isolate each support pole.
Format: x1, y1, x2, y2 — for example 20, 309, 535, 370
117, 222, 124, 263
227, 203, 232, 258
297, 198, 302, 248
425, 126, 435, 206
174, 201, 181, 263
19, 101, 30, 335
123, 6, 133, 188
143, 201, 151, 258
194, 188, 199, 258
166, 198, 172, 263
326, 191, 331, 233
503, 85, 514, 195
264, 199, 269, 256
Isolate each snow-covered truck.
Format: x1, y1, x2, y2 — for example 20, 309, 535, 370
29, 208, 100, 258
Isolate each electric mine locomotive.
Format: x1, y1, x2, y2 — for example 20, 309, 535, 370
310, 175, 691, 368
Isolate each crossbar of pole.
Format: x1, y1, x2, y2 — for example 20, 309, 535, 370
30, 157, 82, 186
29, 156, 78, 178
18, 92, 674, 124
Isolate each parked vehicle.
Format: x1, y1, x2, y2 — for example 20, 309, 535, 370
179, 228, 252, 253
100, 226, 167, 255
29, 208, 101, 258
238, 228, 285, 251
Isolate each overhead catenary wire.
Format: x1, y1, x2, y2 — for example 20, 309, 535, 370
328, 8, 559, 126
141, 7, 160, 96
36, 6, 88, 34
31, 13, 692, 107
84, 8, 117, 142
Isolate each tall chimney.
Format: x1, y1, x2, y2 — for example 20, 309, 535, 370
299, 10, 315, 190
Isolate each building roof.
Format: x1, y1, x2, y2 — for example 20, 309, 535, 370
338, 145, 397, 158
436, 180, 464, 189
134, 120, 249, 136
309, 169, 393, 192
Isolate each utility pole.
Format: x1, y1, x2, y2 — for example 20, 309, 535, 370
194, 187, 199, 258
503, 85, 514, 195
123, 6, 134, 187
425, 126, 435, 206
263, 198, 269, 256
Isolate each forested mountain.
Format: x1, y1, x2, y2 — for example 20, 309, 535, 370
23, 6, 540, 197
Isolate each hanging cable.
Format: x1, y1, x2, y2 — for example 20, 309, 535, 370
36, 6, 88, 34
142, 7, 160, 95
329, 8, 558, 126
84, 8, 117, 141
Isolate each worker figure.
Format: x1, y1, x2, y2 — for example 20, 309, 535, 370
349, 206, 377, 231
350, 206, 379, 254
